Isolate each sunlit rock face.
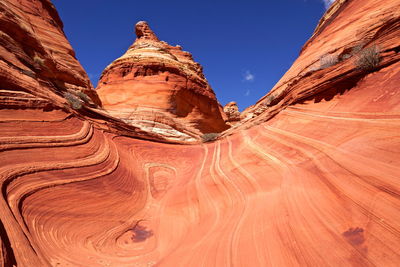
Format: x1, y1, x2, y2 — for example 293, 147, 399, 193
96, 21, 229, 140
1, 0, 400, 266
240, 0, 400, 124
223, 101, 241, 125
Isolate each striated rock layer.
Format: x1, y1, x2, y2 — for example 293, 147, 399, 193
97, 21, 229, 138
240, 0, 400, 124
0, 0, 101, 110
1, 0, 400, 266
223, 101, 241, 126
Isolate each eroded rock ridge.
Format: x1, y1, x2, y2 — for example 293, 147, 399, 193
97, 21, 229, 142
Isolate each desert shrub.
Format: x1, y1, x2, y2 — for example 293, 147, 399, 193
355, 45, 380, 70
308, 64, 320, 72
309, 54, 339, 72
201, 133, 219, 142
77, 91, 90, 103
263, 94, 276, 107
351, 44, 364, 55
33, 54, 45, 66
342, 54, 351, 60
64, 92, 82, 110
319, 54, 339, 69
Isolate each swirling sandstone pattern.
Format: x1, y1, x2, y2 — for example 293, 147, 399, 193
1, 0, 400, 266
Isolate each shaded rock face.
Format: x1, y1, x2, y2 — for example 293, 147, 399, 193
223, 101, 241, 125
97, 21, 229, 138
1, 0, 400, 266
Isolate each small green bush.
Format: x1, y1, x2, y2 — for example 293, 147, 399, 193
319, 54, 339, 69
201, 133, 219, 142
77, 91, 90, 103
341, 54, 351, 60
351, 44, 364, 55
262, 94, 276, 107
309, 54, 339, 72
64, 92, 82, 110
355, 45, 380, 70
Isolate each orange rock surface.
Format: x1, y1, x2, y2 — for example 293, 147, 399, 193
223, 101, 241, 126
240, 0, 400, 124
96, 21, 229, 138
0, 0, 101, 110
1, 0, 400, 266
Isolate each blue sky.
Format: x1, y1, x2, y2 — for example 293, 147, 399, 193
53, 0, 333, 111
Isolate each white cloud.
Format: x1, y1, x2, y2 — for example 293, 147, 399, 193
243, 70, 255, 82
322, 0, 335, 9
244, 89, 251, 97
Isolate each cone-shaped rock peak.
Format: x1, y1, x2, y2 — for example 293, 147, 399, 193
96, 21, 229, 141
135, 21, 159, 41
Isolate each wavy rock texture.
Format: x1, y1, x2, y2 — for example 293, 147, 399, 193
1, 0, 400, 266
97, 21, 229, 140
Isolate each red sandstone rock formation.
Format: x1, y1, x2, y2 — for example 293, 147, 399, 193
1, 0, 400, 266
0, 0, 101, 110
96, 21, 229, 140
223, 101, 241, 125
240, 0, 400, 126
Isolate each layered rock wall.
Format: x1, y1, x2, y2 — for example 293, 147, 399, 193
240, 0, 400, 125
97, 21, 229, 137
0, 0, 101, 110
223, 101, 241, 126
